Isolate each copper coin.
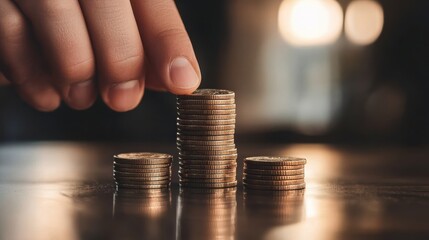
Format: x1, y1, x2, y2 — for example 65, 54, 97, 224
177, 124, 235, 131
244, 156, 306, 166
177, 114, 236, 121
180, 180, 237, 188
179, 154, 237, 160
113, 166, 170, 173
177, 129, 235, 136
114, 152, 172, 165
116, 183, 170, 189
177, 103, 236, 110
179, 168, 236, 175
244, 164, 304, 170
115, 178, 171, 184
244, 168, 305, 176
179, 149, 237, 155
177, 134, 235, 141
113, 162, 171, 169
243, 178, 305, 186
178, 108, 236, 115
177, 99, 235, 105
179, 159, 237, 165
177, 144, 236, 151
177, 118, 236, 126
179, 172, 237, 179
179, 163, 237, 170
243, 183, 306, 191
243, 173, 304, 180
179, 177, 236, 183
114, 170, 170, 178
177, 138, 235, 146
177, 89, 235, 100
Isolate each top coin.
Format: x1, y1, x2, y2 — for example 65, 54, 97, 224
177, 89, 235, 100
244, 156, 306, 166
114, 152, 173, 165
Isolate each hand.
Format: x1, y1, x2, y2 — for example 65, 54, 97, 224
0, 0, 201, 111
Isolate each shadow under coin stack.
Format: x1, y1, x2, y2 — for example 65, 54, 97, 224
243, 156, 306, 190
177, 89, 237, 188
113, 153, 172, 189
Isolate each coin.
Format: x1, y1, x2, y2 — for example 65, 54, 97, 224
115, 178, 171, 184
178, 108, 236, 115
179, 163, 237, 170
244, 164, 304, 170
177, 134, 235, 141
177, 129, 235, 136
180, 180, 237, 188
114, 171, 170, 178
179, 159, 237, 165
177, 114, 236, 121
113, 174, 170, 181
179, 177, 236, 183
113, 162, 171, 169
179, 168, 236, 175
243, 178, 305, 186
179, 149, 237, 155
177, 99, 235, 105
243, 173, 304, 180
177, 118, 236, 126
244, 168, 305, 176
177, 139, 235, 146
179, 173, 236, 180
176, 103, 236, 110
244, 156, 307, 166
177, 124, 235, 131
114, 152, 172, 165
177, 89, 235, 100
243, 183, 306, 191
116, 183, 170, 189
179, 154, 237, 160
113, 166, 170, 173
177, 144, 236, 151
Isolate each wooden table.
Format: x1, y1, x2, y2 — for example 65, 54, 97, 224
0, 142, 428, 240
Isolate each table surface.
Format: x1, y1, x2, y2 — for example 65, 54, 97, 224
0, 142, 428, 240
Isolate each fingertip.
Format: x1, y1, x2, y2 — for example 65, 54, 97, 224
104, 80, 144, 112
65, 80, 96, 110
167, 56, 201, 95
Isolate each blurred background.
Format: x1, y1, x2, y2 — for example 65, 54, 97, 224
0, 0, 428, 145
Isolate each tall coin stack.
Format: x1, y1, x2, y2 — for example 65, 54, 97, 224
243, 156, 306, 190
113, 152, 172, 189
177, 89, 237, 188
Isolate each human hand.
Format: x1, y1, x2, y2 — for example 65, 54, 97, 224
0, 0, 201, 111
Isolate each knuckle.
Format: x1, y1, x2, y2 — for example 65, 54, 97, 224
155, 28, 188, 42
0, 12, 26, 39
58, 58, 95, 83
104, 54, 144, 83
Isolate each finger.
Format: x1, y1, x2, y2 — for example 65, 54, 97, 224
131, 0, 201, 95
14, 0, 96, 110
0, 0, 60, 111
144, 58, 167, 92
79, 0, 144, 112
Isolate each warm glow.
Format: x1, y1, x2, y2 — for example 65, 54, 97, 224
278, 0, 343, 46
345, 0, 384, 45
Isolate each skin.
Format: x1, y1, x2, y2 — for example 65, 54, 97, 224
0, 0, 201, 112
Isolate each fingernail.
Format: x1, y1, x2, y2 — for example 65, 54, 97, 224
170, 57, 200, 89
108, 80, 140, 111
68, 80, 95, 109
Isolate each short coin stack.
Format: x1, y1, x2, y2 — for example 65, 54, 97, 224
243, 156, 306, 190
177, 89, 237, 188
113, 152, 172, 189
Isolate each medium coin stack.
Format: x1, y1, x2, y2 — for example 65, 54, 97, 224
243, 156, 306, 191
177, 89, 237, 188
113, 152, 172, 189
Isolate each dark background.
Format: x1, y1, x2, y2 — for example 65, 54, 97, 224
0, 0, 428, 145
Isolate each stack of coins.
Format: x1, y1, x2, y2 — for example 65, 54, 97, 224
177, 89, 237, 188
113, 152, 172, 189
243, 156, 306, 190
